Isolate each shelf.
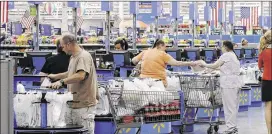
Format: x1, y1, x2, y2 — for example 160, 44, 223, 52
0, 44, 31, 48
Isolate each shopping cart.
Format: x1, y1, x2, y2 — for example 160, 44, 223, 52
178, 75, 224, 134
106, 80, 182, 134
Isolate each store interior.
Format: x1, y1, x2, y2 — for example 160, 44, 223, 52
0, 1, 271, 134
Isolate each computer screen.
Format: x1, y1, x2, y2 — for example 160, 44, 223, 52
244, 49, 253, 58
167, 52, 177, 59
187, 51, 197, 61
166, 49, 181, 61
234, 49, 242, 58
27, 52, 52, 74
255, 49, 259, 57
205, 50, 214, 61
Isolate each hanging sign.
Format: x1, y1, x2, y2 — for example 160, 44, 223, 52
139, 2, 152, 14
30, 6, 37, 16
233, 26, 246, 35
68, 2, 80, 8
252, 27, 262, 35
39, 24, 52, 36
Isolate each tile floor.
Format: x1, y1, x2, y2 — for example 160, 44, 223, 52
187, 105, 268, 134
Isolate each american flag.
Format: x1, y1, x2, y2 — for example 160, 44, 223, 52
0, 1, 8, 23
209, 1, 224, 28
20, 10, 36, 29
76, 16, 84, 32
240, 7, 259, 30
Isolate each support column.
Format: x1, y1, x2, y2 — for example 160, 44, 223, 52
61, 2, 69, 34
119, 2, 124, 34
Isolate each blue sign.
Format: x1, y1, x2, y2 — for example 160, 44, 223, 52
229, 11, 234, 24
39, 24, 52, 36
204, 6, 211, 21
138, 2, 152, 14
259, 16, 264, 27
151, 1, 162, 16
264, 16, 271, 27
8, 2, 14, 9
218, 8, 224, 23
101, 1, 113, 11
12, 22, 23, 35
172, 2, 180, 18
67, 2, 80, 8
28, 1, 43, 5
189, 4, 196, 20
129, 2, 138, 14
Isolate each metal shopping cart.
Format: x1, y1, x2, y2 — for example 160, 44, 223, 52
178, 75, 224, 134
106, 80, 182, 134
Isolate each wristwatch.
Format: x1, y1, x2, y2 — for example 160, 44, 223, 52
60, 79, 65, 86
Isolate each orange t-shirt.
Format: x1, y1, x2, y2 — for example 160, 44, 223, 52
258, 48, 272, 80
135, 49, 172, 86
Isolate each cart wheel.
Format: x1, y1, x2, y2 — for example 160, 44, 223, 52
214, 125, 219, 132
207, 126, 213, 134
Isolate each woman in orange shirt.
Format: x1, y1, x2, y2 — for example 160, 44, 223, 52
132, 39, 196, 87
258, 30, 272, 134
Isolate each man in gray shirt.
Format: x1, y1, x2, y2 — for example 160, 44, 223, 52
49, 34, 98, 134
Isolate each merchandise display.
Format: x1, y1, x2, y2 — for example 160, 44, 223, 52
1, 1, 271, 134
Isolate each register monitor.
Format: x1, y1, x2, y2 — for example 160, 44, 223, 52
26, 51, 52, 74
243, 48, 255, 59
184, 48, 200, 61
166, 48, 181, 61
234, 48, 244, 59
201, 48, 217, 62
110, 51, 131, 67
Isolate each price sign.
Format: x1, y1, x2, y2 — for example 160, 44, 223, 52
138, 2, 152, 14
233, 26, 246, 35
211, 29, 220, 35
253, 27, 262, 35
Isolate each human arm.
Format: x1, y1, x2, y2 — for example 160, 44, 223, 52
132, 51, 144, 65
50, 57, 91, 89
258, 53, 263, 70
200, 60, 224, 69
167, 58, 196, 66
48, 72, 68, 81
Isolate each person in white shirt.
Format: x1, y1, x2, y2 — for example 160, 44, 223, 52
198, 41, 243, 134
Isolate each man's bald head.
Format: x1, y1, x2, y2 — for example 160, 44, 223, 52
61, 34, 77, 45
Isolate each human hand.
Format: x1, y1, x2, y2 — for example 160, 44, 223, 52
48, 74, 57, 81
189, 61, 197, 67
197, 60, 206, 68
50, 81, 62, 89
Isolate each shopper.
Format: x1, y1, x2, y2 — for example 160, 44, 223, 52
258, 30, 272, 134
40, 39, 70, 81
49, 34, 98, 134
198, 41, 243, 134
132, 39, 196, 87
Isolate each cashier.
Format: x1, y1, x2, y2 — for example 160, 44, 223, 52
40, 39, 70, 81
241, 38, 248, 47
114, 39, 135, 77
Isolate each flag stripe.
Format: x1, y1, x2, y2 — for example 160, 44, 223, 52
1, 2, 8, 23
20, 10, 36, 29
77, 16, 84, 32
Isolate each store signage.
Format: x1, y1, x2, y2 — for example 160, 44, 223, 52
8, 2, 15, 9
138, 2, 152, 14
252, 27, 262, 35
233, 26, 246, 35
30, 6, 37, 16
40, 24, 52, 36
67, 2, 80, 8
